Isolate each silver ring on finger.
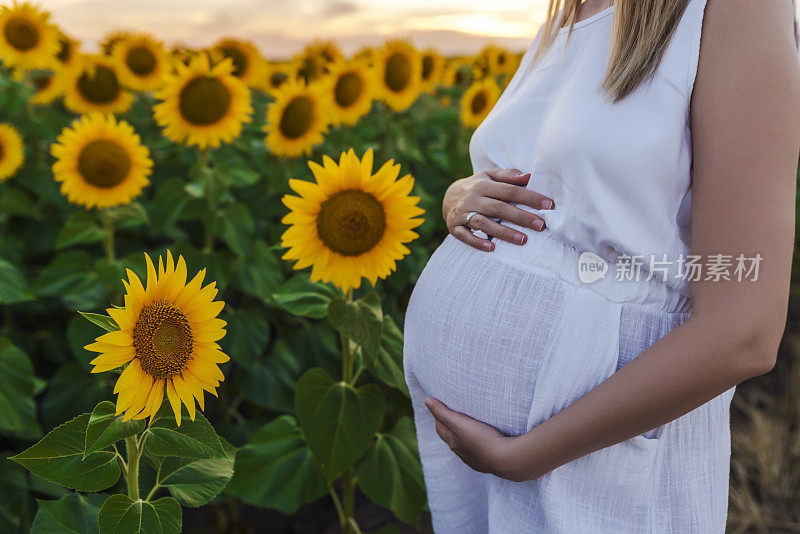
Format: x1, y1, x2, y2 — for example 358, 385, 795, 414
464, 211, 480, 230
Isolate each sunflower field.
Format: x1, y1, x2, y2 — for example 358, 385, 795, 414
0, 1, 524, 532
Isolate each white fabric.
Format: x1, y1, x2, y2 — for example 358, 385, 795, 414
403, 1, 800, 533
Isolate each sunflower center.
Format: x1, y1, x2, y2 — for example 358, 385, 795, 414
57, 37, 71, 63
133, 300, 193, 379
33, 74, 51, 90
178, 76, 232, 126
455, 68, 468, 86
270, 71, 287, 88
334, 72, 363, 108
4, 17, 39, 51
498, 53, 507, 66
126, 45, 157, 76
77, 65, 121, 103
422, 55, 434, 81
316, 189, 386, 256
220, 46, 247, 77
77, 140, 131, 188
471, 91, 488, 115
279, 96, 314, 139
385, 53, 411, 93
297, 57, 322, 82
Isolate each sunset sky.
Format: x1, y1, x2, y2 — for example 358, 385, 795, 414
34, 1, 800, 60
38, 0, 551, 58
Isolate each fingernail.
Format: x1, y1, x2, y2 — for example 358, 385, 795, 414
515, 233, 526, 244
425, 398, 433, 408
512, 169, 524, 175
541, 199, 554, 209
483, 242, 493, 250
532, 219, 544, 230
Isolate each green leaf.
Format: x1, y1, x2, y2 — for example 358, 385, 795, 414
0, 257, 34, 304
84, 401, 145, 457
149, 178, 191, 235
144, 404, 226, 460
9, 413, 121, 492
153, 439, 236, 507
271, 274, 339, 319
0, 337, 40, 436
98, 495, 181, 534
232, 240, 283, 301
33, 251, 105, 309
355, 417, 426, 526
31, 493, 107, 534
217, 165, 261, 188
225, 415, 327, 514
213, 203, 254, 257
327, 291, 383, 362
41, 364, 107, 431
369, 314, 410, 397
78, 312, 119, 333
55, 212, 108, 249
106, 202, 149, 230
220, 308, 269, 370
294, 368, 385, 483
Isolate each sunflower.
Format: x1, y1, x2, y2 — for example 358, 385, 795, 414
280, 147, 425, 294
263, 61, 290, 93
99, 29, 135, 55
351, 45, 375, 66
51, 113, 152, 209
85, 250, 229, 425
153, 52, 252, 149
440, 60, 472, 87
0, 1, 58, 70
55, 32, 79, 70
460, 77, 501, 128
481, 44, 515, 75
324, 59, 374, 126
0, 123, 24, 182
373, 40, 422, 112
419, 48, 444, 93
213, 37, 265, 88
291, 40, 341, 83
30, 70, 62, 105
63, 54, 134, 115
111, 33, 170, 92
264, 76, 330, 158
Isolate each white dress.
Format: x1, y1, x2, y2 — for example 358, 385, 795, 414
402, 1, 800, 533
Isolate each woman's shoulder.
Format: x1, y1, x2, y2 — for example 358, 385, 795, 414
658, 0, 800, 101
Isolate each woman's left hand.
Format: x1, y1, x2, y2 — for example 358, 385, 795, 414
424, 397, 542, 482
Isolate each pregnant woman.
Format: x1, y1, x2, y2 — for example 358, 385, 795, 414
402, 0, 800, 532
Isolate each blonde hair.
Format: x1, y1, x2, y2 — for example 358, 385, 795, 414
532, 0, 691, 102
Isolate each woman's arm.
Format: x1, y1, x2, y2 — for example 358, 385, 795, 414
424, 0, 800, 482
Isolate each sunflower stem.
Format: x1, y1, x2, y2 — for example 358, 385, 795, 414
338, 287, 359, 534
101, 209, 116, 263
198, 148, 216, 256
124, 435, 141, 500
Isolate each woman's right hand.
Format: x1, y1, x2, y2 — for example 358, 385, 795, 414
443, 168, 555, 251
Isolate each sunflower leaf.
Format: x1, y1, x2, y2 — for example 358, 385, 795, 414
84, 401, 145, 457
224, 415, 327, 514
327, 291, 383, 363
271, 274, 339, 319
55, 212, 108, 249
144, 404, 226, 460
77, 312, 119, 333
367, 314, 410, 397
97, 495, 181, 534
8, 413, 121, 492
0, 338, 40, 437
151, 438, 237, 507
354, 417, 426, 527
294, 367, 385, 484
0, 257, 34, 304
31, 493, 107, 534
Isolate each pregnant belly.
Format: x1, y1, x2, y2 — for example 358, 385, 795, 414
402, 234, 565, 436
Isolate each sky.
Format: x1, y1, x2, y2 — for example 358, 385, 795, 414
37, 0, 552, 59
33, 1, 800, 60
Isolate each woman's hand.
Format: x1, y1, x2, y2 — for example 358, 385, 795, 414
424, 397, 545, 483
443, 168, 555, 251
